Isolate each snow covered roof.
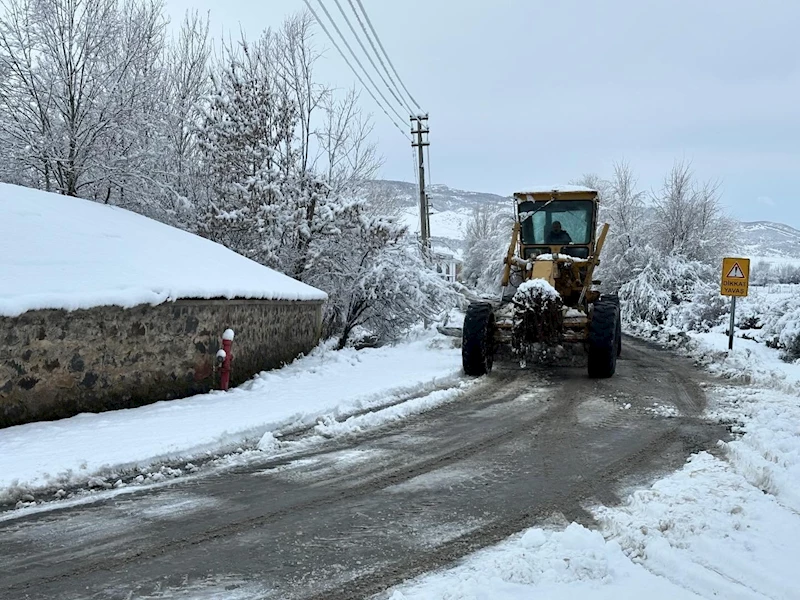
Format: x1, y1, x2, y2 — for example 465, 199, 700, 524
514, 185, 597, 195
0, 183, 326, 317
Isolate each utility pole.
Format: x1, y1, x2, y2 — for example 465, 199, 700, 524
411, 114, 430, 256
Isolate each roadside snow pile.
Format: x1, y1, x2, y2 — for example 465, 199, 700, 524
711, 387, 800, 513
0, 182, 325, 316
596, 449, 800, 599
596, 383, 800, 599
0, 331, 462, 503
390, 523, 702, 599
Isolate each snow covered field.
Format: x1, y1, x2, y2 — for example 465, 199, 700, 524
388, 330, 800, 600
399, 206, 472, 243
0, 331, 463, 506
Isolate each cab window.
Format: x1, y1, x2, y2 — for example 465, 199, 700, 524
518, 200, 594, 246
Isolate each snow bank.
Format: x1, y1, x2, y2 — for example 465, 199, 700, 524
628, 322, 800, 395
595, 449, 800, 600
0, 331, 461, 500
595, 381, 800, 599
0, 183, 326, 316
391, 522, 701, 599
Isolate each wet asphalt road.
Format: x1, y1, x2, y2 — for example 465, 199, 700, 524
0, 337, 726, 599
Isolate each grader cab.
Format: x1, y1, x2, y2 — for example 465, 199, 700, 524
462, 186, 621, 378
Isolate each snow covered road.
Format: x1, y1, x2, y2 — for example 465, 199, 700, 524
0, 337, 725, 600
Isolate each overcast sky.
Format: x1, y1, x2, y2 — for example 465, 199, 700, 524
165, 0, 800, 227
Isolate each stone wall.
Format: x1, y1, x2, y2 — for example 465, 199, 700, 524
0, 299, 323, 428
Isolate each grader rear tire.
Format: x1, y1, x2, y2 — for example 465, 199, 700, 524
462, 303, 495, 376
588, 299, 620, 378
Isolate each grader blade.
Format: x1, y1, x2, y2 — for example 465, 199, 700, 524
511, 281, 564, 356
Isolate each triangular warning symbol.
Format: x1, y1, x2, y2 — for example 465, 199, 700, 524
726, 262, 745, 278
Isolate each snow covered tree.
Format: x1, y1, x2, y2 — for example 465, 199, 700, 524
303, 202, 455, 348
595, 161, 648, 290
619, 249, 716, 326
461, 205, 514, 293
197, 31, 298, 267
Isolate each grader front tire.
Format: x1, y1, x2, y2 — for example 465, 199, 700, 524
462, 303, 496, 376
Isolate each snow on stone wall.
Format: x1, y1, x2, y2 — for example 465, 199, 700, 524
0, 182, 326, 317
0, 299, 323, 428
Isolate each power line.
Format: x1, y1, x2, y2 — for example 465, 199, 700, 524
332, 0, 413, 117
308, 0, 408, 127
345, 0, 413, 116
302, 0, 410, 140
353, 0, 423, 112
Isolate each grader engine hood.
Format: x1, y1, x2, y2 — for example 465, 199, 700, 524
530, 259, 556, 286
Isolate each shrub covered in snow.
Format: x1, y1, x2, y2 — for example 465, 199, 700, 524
305, 211, 456, 348
776, 309, 800, 361
752, 298, 800, 362
667, 282, 729, 333
619, 252, 715, 326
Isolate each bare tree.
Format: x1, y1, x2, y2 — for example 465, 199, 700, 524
273, 11, 380, 194
160, 10, 211, 225
0, 0, 167, 199
318, 88, 380, 194
651, 161, 731, 263
93, 0, 168, 208
572, 172, 610, 201
274, 11, 323, 175
606, 161, 646, 250
589, 161, 648, 289
0, 0, 59, 189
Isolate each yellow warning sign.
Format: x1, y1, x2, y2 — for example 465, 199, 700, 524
720, 257, 750, 297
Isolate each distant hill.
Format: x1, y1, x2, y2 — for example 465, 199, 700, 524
364, 180, 509, 257
739, 221, 800, 264
365, 180, 800, 265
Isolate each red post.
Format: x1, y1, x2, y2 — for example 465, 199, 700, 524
220, 328, 234, 391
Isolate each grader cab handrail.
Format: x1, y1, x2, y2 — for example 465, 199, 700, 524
501, 221, 520, 287
578, 222, 610, 307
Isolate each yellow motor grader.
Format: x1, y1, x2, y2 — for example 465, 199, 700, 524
462, 186, 621, 378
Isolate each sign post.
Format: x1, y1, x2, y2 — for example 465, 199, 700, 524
720, 257, 750, 350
